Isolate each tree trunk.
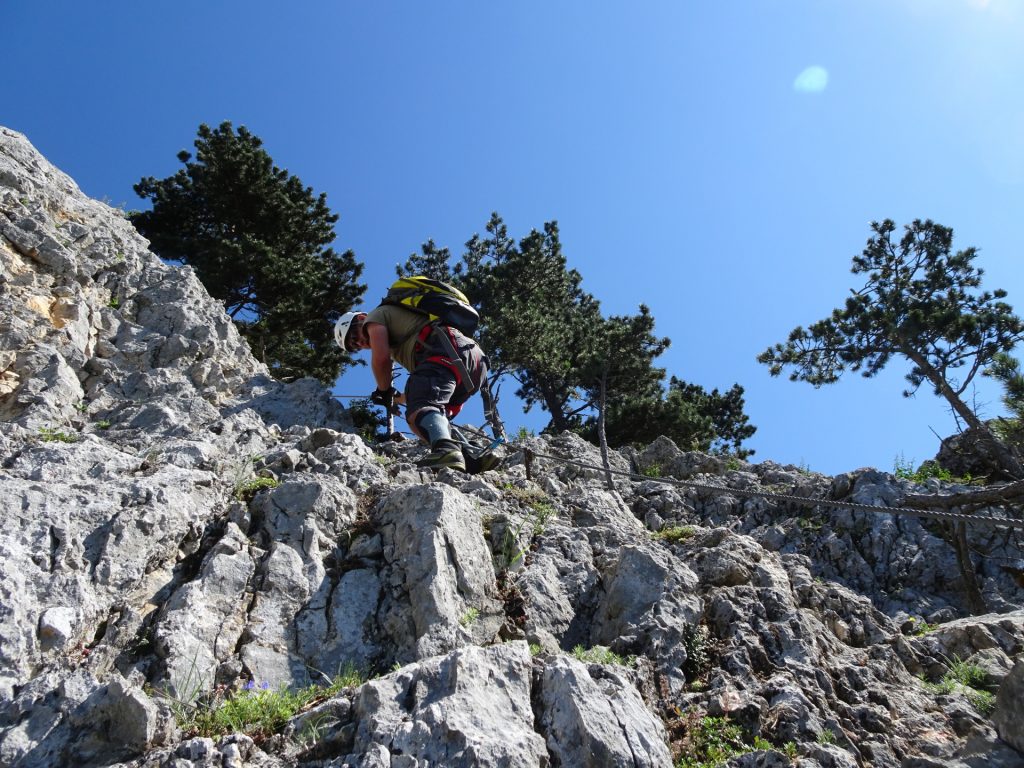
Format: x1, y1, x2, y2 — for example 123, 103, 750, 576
907, 349, 1024, 479
598, 369, 614, 490
540, 384, 571, 433
479, 375, 507, 441
951, 521, 988, 615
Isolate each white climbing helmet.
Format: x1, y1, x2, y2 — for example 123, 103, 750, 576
334, 311, 364, 351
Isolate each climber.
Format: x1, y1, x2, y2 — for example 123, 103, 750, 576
334, 305, 493, 472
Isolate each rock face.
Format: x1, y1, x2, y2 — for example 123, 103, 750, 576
2, 125, 1023, 767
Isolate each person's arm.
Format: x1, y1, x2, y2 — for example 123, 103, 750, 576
366, 322, 394, 391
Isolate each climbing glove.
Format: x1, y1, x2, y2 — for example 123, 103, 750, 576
370, 387, 400, 410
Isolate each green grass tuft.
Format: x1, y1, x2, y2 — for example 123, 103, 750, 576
234, 476, 280, 501
652, 525, 695, 544
169, 666, 365, 742
39, 427, 78, 443
571, 644, 631, 666
919, 655, 995, 715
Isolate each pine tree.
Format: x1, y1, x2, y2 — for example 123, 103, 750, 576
986, 353, 1024, 448
396, 239, 454, 282
667, 380, 757, 457
458, 215, 602, 432
397, 213, 757, 456
576, 306, 669, 484
594, 379, 755, 457
759, 218, 1024, 478
132, 122, 365, 383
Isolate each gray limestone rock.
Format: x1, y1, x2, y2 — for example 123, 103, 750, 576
538, 654, 673, 768
3, 124, 1024, 768
154, 523, 256, 697
993, 660, 1024, 753
591, 544, 701, 693
377, 483, 503, 662
342, 642, 547, 767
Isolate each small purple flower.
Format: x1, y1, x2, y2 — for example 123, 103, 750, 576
244, 680, 256, 690
260, 681, 270, 690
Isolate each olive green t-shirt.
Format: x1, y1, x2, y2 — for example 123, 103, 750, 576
363, 304, 431, 372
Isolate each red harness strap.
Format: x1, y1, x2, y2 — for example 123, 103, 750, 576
415, 325, 464, 389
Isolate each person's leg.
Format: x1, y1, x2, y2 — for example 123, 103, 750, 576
405, 362, 464, 471
445, 349, 501, 473
415, 410, 450, 444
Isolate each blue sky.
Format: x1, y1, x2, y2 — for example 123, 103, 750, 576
6, 1, 1024, 475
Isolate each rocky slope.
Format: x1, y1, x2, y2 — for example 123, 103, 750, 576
2, 125, 1023, 767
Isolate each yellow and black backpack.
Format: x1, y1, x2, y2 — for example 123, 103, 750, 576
381, 276, 479, 336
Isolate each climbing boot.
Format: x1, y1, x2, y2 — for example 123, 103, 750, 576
417, 438, 466, 472
464, 449, 501, 475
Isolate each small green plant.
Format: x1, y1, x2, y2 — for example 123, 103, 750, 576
906, 617, 939, 636
817, 728, 837, 745
500, 482, 546, 507
652, 525, 695, 544
322, 664, 365, 692
73, 401, 88, 413
783, 741, 798, 759
893, 454, 971, 484
725, 457, 742, 472
968, 689, 996, 715
528, 500, 555, 534
495, 485, 558, 572
459, 607, 480, 627
498, 516, 532, 571
642, 463, 662, 478
514, 425, 535, 441
194, 681, 307, 739
39, 427, 78, 443
919, 674, 955, 696
108, 297, 120, 309
752, 736, 773, 751
920, 655, 995, 715
571, 645, 630, 666
167, 665, 364, 741
296, 712, 332, 747
95, 419, 112, 430
893, 454, 915, 478
676, 714, 752, 768
529, 643, 543, 657
681, 624, 710, 683
946, 657, 989, 689
797, 516, 823, 533
234, 477, 280, 502
966, 688, 999, 720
